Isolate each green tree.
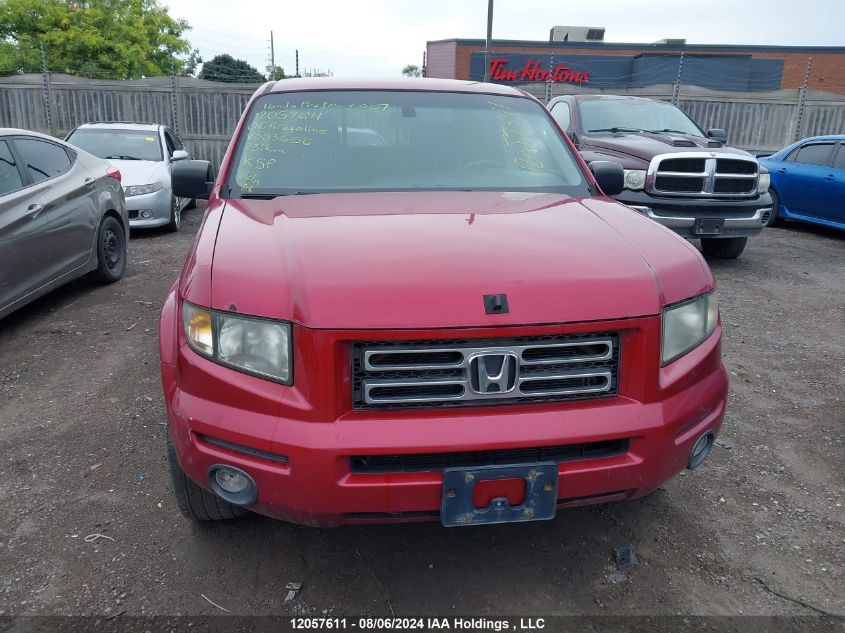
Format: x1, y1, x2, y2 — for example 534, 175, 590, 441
402, 64, 421, 77
268, 66, 287, 81
199, 54, 265, 83
0, 0, 199, 78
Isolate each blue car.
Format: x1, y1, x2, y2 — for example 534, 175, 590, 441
759, 135, 845, 231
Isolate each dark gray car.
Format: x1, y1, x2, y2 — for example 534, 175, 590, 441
0, 129, 129, 319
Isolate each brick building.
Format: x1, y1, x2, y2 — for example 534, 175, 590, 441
425, 35, 845, 93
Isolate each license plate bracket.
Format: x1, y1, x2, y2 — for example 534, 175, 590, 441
441, 462, 558, 527
693, 218, 725, 235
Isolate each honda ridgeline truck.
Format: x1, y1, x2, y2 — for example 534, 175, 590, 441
161, 78, 728, 527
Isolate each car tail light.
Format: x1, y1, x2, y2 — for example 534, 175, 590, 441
106, 166, 122, 182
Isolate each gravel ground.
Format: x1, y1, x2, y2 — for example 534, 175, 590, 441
0, 205, 842, 622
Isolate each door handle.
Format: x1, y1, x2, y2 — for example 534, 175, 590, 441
84, 177, 96, 190
26, 203, 44, 218
777, 168, 787, 173
824, 174, 835, 181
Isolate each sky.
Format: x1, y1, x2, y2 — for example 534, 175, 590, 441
164, 0, 845, 78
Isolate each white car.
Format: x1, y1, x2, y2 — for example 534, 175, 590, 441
66, 122, 193, 231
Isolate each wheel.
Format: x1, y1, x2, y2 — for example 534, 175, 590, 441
92, 215, 126, 283
166, 430, 248, 521
701, 236, 748, 259
766, 189, 784, 227
165, 195, 181, 232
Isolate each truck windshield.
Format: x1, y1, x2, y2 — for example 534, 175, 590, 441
227, 90, 588, 197
579, 100, 704, 138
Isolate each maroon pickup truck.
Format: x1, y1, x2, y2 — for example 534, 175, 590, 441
547, 95, 773, 259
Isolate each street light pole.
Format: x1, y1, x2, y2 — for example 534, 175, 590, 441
484, 0, 493, 82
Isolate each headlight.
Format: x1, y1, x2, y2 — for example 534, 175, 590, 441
661, 291, 719, 365
124, 182, 163, 197
182, 302, 292, 384
757, 170, 770, 194
623, 169, 646, 190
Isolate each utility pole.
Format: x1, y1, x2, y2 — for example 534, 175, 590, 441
39, 42, 53, 135
794, 57, 813, 141
545, 54, 555, 104
295, 49, 300, 77
170, 62, 180, 136
483, 0, 493, 82
671, 51, 684, 106
270, 30, 276, 79
422, 51, 426, 78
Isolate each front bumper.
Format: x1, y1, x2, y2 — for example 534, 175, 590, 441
615, 190, 772, 238
125, 187, 171, 228
160, 300, 728, 527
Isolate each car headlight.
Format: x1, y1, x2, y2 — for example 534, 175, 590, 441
623, 169, 646, 190
661, 291, 719, 365
182, 302, 292, 384
757, 169, 770, 194
124, 182, 163, 197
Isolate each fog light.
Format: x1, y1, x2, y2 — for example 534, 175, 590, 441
140, 209, 154, 219
215, 468, 249, 493
208, 465, 257, 506
688, 432, 714, 470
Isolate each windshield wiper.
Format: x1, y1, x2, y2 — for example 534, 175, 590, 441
587, 127, 644, 133
104, 154, 143, 160
238, 192, 280, 199
646, 128, 692, 135
239, 191, 318, 199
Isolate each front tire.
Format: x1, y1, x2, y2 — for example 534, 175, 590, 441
701, 236, 748, 259
766, 189, 784, 227
167, 431, 248, 522
165, 195, 181, 233
92, 215, 126, 283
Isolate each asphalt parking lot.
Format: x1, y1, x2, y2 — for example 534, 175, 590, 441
0, 204, 842, 619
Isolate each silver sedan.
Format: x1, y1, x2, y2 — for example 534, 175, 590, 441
65, 123, 193, 232
0, 128, 128, 319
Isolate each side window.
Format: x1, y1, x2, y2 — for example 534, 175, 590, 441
167, 130, 184, 151
14, 138, 73, 184
163, 131, 176, 157
832, 145, 845, 171
792, 143, 834, 167
0, 140, 24, 196
550, 102, 571, 132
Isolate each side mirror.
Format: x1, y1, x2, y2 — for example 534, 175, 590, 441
589, 161, 624, 197
171, 149, 190, 162
707, 128, 727, 143
172, 159, 214, 200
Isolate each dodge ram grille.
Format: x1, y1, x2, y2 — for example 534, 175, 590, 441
649, 152, 758, 197
351, 333, 619, 409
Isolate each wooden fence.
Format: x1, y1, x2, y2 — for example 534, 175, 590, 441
2, 74, 845, 165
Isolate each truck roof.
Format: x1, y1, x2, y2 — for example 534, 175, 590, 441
265, 77, 528, 97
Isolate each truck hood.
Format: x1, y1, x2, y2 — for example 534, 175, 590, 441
205, 191, 713, 329
582, 132, 752, 168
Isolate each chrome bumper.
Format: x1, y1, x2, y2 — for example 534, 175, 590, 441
627, 205, 771, 238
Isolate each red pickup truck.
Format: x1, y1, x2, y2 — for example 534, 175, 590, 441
161, 78, 727, 527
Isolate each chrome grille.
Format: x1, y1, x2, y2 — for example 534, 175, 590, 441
648, 152, 758, 197
352, 333, 619, 409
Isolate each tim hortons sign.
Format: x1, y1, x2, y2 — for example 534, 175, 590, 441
489, 58, 589, 83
